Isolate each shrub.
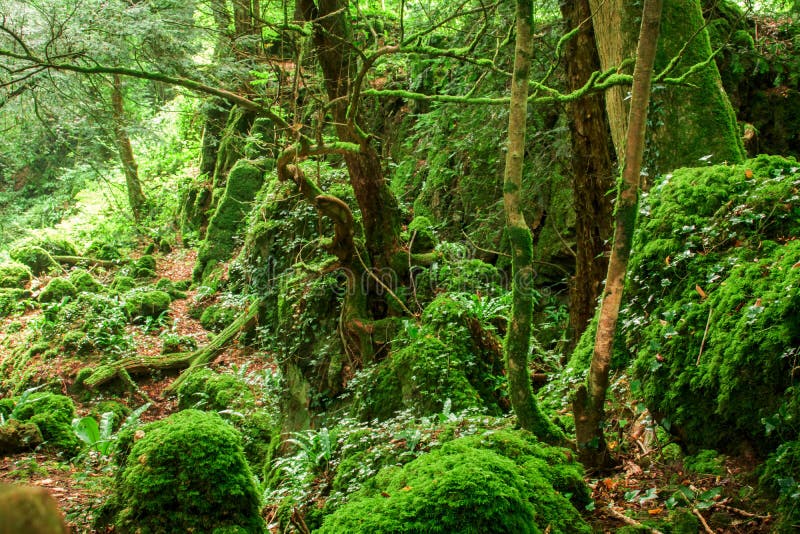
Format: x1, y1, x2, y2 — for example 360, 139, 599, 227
109, 410, 264, 533
38, 278, 77, 304
124, 290, 171, 321
10, 246, 58, 275
317, 430, 589, 534
0, 262, 32, 288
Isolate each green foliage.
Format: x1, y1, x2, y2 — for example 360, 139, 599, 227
200, 303, 239, 333
68, 268, 102, 294
9, 245, 59, 275
123, 289, 171, 321
352, 294, 507, 420
405, 216, 436, 252
615, 156, 800, 452
683, 449, 725, 475
0, 262, 32, 288
108, 410, 264, 533
38, 278, 77, 304
317, 430, 589, 534
760, 440, 800, 531
111, 274, 136, 293
11, 392, 80, 455
0, 288, 31, 318
176, 368, 254, 411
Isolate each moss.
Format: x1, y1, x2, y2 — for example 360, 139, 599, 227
0, 419, 43, 454
68, 268, 103, 294
124, 289, 171, 321
175, 368, 254, 411
0, 262, 32, 288
318, 430, 589, 534
405, 216, 436, 253
154, 278, 187, 300
135, 255, 156, 272
760, 440, 800, 532
16, 234, 78, 257
0, 289, 29, 318
683, 449, 725, 475
10, 246, 59, 275
200, 304, 239, 333
109, 410, 264, 533
88, 401, 131, 430
38, 278, 77, 304
194, 159, 265, 282
86, 241, 121, 261
12, 393, 80, 454
111, 275, 136, 293
160, 333, 197, 354
354, 294, 506, 421
615, 156, 800, 453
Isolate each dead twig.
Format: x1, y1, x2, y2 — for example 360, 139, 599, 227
606, 506, 664, 534
693, 508, 714, 534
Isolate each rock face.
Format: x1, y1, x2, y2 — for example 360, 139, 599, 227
0, 484, 68, 534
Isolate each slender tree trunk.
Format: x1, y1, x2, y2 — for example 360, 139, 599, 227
588, 0, 743, 174
560, 0, 615, 342
111, 74, 146, 221
503, 0, 563, 443
574, 0, 663, 469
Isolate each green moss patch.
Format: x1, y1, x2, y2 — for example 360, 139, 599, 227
68, 268, 102, 294
0, 262, 32, 288
200, 303, 238, 333
38, 278, 77, 304
11, 393, 80, 454
124, 289, 171, 321
10, 246, 59, 275
108, 410, 264, 533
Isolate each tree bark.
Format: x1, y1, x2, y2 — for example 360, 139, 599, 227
503, 0, 564, 444
111, 74, 146, 221
588, 0, 743, 174
574, 0, 663, 469
560, 0, 615, 343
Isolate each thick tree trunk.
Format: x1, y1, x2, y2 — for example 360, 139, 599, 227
111, 74, 146, 222
560, 0, 615, 342
297, 0, 401, 266
574, 0, 663, 469
588, 0, 744, 174
503, 0, 564, 444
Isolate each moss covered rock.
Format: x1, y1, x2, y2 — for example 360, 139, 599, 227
124, 290, 171, 321
111, 275, 136, 293
10, 246, 59, 275
0, 419, 43, 455
0, 262, 32, 288
38, 278, 77, 304
200, 304, 239, 333
318, 430, 589, 534
610, 156, 800, 453
109, 410, 264, 533
194, 159, 265, 281
68, 269, 102, 294
12, 393, 80, 454
0, 289, 29, 318
406, 216, 436, 253
175, 368, 254, 411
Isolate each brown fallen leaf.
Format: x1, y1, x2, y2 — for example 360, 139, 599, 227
696, 284, 707, 299
648, 508, 663, 515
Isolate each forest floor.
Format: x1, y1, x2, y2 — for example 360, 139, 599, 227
0, 246, 778, 533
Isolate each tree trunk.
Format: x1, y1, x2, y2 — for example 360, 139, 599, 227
560, 0, 615, 343
503, 0, 564, 444
296, 0, 401, 267
111, 74, 146, 221
588, 0, 743, 175
574, 0, 663, 469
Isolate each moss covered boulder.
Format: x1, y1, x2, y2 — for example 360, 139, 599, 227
613, 155, 800, 453
124, 289, 171, 321
0, 419, 43, 454
68, 269, 102, 294
0, 289, 29, 318
10, 246, 59, 275
175, 368, 254, 411
12, 393, 80, 454
0, 262, 32, 288
317, 430, 590, 534
199, 303, 239, 333
38, 278, 78, 304
194, 159, 265, 281
109, 410, 264, 533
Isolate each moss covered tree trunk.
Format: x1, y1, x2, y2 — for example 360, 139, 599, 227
560, 0, 615, 341
503, 0, 563, 443
588, 0, 744, 174
296, 0, 401, 267
574, 0, 663, 469
111, 74, 146, 222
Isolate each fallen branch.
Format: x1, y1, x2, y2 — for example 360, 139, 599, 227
52, 255, 118, 268
606, 506, 664, 534
715, 502, 771, 521
693, 508, 714, 534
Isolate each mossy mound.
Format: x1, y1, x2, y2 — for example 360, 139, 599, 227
354, 294, 506, 420
86, 241, 122, 261
134, 255, 156, 278
175, 368, 254, 411
154, 278, 187, 300
10, 246, 59, 275
760, 440, 800, 532
124, 289, 171, 321
200, 303, 239, 333
318, 430, 589, 534
615, 156, 800, 453
68, 269, 102, 294
194, 159, 265, 281
0, 289, 29, 318
61, 330, 93, 355
0, 262, 32, 288
0, 419, 43, 454
15, 234, 78, 257
111, 275, 136, 293
38, 278, 77, 304
109, 410, 264, 533
405, 215, 436, 253
12, 393, 80, 454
